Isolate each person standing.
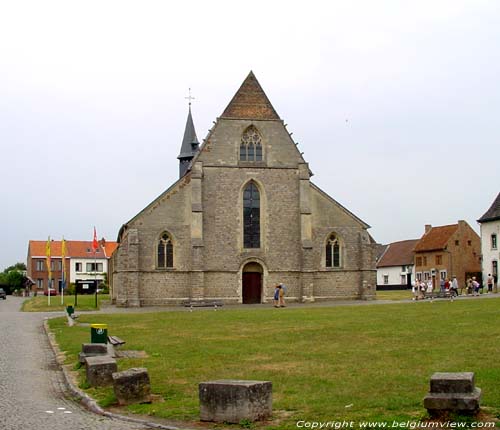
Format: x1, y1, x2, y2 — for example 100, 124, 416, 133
472, 277, 480, 296
487, 274, 494, 294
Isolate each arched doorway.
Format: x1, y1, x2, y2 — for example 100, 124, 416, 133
242, 262, 263, 304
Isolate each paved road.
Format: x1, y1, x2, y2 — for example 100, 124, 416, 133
0, 296, 148, 430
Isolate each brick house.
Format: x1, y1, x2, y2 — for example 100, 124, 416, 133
413, 221, 481, 289
27, 239, 117, 293
110, 72, 378, 307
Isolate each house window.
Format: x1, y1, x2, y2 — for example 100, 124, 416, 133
243, 182, 260, 248
240, 126, 262, 162
424, 272, 431, 281
383, 275, 389, 285
416, 272, 422, 281
157, 233, 173, 268
325, 234, 342, 268
467, 240, 472, 246
415, 257, 422, 266
492, 261, 498, 278
492, 234, 497, 250
75, 262, 82, 272
51, 260, 62, 271
455, 240, 460, 246
401, 275, 407, 284
440, 270, 447, 280
86, 262, 103, 272
36, 260, 45, 271
36, 279, 43, 289
423, 256, 427, 266
435, 255, 442, 265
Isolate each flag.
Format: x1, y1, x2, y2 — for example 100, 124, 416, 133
61, 237, 66, 289
45, 236, 52, 281
92, 227, 98, 252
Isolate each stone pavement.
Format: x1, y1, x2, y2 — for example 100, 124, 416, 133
0, 296, 148, 430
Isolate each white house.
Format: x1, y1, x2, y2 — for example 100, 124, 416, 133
376, 239, 419, 289
477, 192, 500, 289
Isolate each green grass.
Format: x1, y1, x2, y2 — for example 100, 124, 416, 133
48, 299, 500, 428
22, 294, 109, 312
376, 290, 413, 301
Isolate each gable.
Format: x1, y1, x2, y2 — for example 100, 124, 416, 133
118, 174, 192, 242
310, 183, 370, 230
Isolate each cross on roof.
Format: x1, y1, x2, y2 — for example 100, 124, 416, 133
185, 88, 195, 107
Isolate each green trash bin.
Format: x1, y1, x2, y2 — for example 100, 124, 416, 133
90, 323, 108, 344
66, 305, 74, 316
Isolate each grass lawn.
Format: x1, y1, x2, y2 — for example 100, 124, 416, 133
48, 299, 500, 428
376, 290, 413, 301
22, 294, 109, 312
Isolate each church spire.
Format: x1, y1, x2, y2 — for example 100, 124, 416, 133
178, 89, 200, 178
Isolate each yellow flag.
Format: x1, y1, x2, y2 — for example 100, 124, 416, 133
45, 236, 52, 281
61, 237, 66, 283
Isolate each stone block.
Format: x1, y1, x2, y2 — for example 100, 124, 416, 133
112, 368, 151, 405
424, 372, 481, 417
85, 356, 117, 387
430, 372, 475, 394
199, 380, 272, 423
79, 343, 109, 364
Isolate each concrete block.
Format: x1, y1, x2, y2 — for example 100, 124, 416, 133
199, 379, 272, 423
112, 368, 151, 405
85, 356, 117, 387
430, 372, 475, 394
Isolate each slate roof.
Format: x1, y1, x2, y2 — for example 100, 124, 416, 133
477, 192, 500, 223
178, 106, 199, 159
377, 239, 419, 268
221, 71, 280, 120
413, 224, 459, 252
28, 240, 117, 259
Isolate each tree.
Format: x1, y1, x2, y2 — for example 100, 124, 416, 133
0, 262, 28, 293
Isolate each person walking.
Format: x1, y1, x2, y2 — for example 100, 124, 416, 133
451, 276, 459, 297
279, 283, 286, 307
273, 285, 280, 308
472, 277, 480, 296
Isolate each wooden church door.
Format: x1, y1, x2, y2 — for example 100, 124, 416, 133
242, 272, 261, 304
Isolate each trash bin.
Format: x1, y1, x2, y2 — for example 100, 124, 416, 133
66, 305, 74, 316
90, 323, 108, 344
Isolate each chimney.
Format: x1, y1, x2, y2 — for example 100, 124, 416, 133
425, 224, 432, 234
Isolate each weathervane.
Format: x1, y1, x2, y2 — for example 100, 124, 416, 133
185, 88, 195, 107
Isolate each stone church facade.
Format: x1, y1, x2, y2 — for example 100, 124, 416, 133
111, 72, 377, 307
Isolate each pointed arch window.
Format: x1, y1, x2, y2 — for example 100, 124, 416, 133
157, 232, 173, 268
326, 234, 341, 268
243, 182, 260, 248
240, 126, 262, 162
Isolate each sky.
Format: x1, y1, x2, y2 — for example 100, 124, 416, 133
1, 0, 499, 269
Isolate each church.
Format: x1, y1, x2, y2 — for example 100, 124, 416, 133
110, 72, 377, 307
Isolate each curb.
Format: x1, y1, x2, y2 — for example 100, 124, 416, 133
43, 316, 184, 430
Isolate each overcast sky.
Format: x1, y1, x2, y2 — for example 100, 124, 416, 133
1, 0, 499, 269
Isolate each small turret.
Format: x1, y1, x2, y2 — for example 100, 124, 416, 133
177, 96, 200, 178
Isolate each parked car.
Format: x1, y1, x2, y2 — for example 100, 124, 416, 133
0, 288, 6, 300
44, 288, 58, 296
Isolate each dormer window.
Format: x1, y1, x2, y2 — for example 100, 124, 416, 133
240, 126, 262, 161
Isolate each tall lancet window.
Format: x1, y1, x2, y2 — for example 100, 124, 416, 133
325, 234, 341, 268
240, 126, 262, 161
157, 232, 173, 268
243, 182, 260, 248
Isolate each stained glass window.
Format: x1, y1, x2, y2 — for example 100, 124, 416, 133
240, 126, 262, 161
326, 234, 341, 268
243, 182, 260, 248
157, 233, 173, 268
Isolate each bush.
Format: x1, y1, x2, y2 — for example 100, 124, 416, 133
65, 283, 76, 295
